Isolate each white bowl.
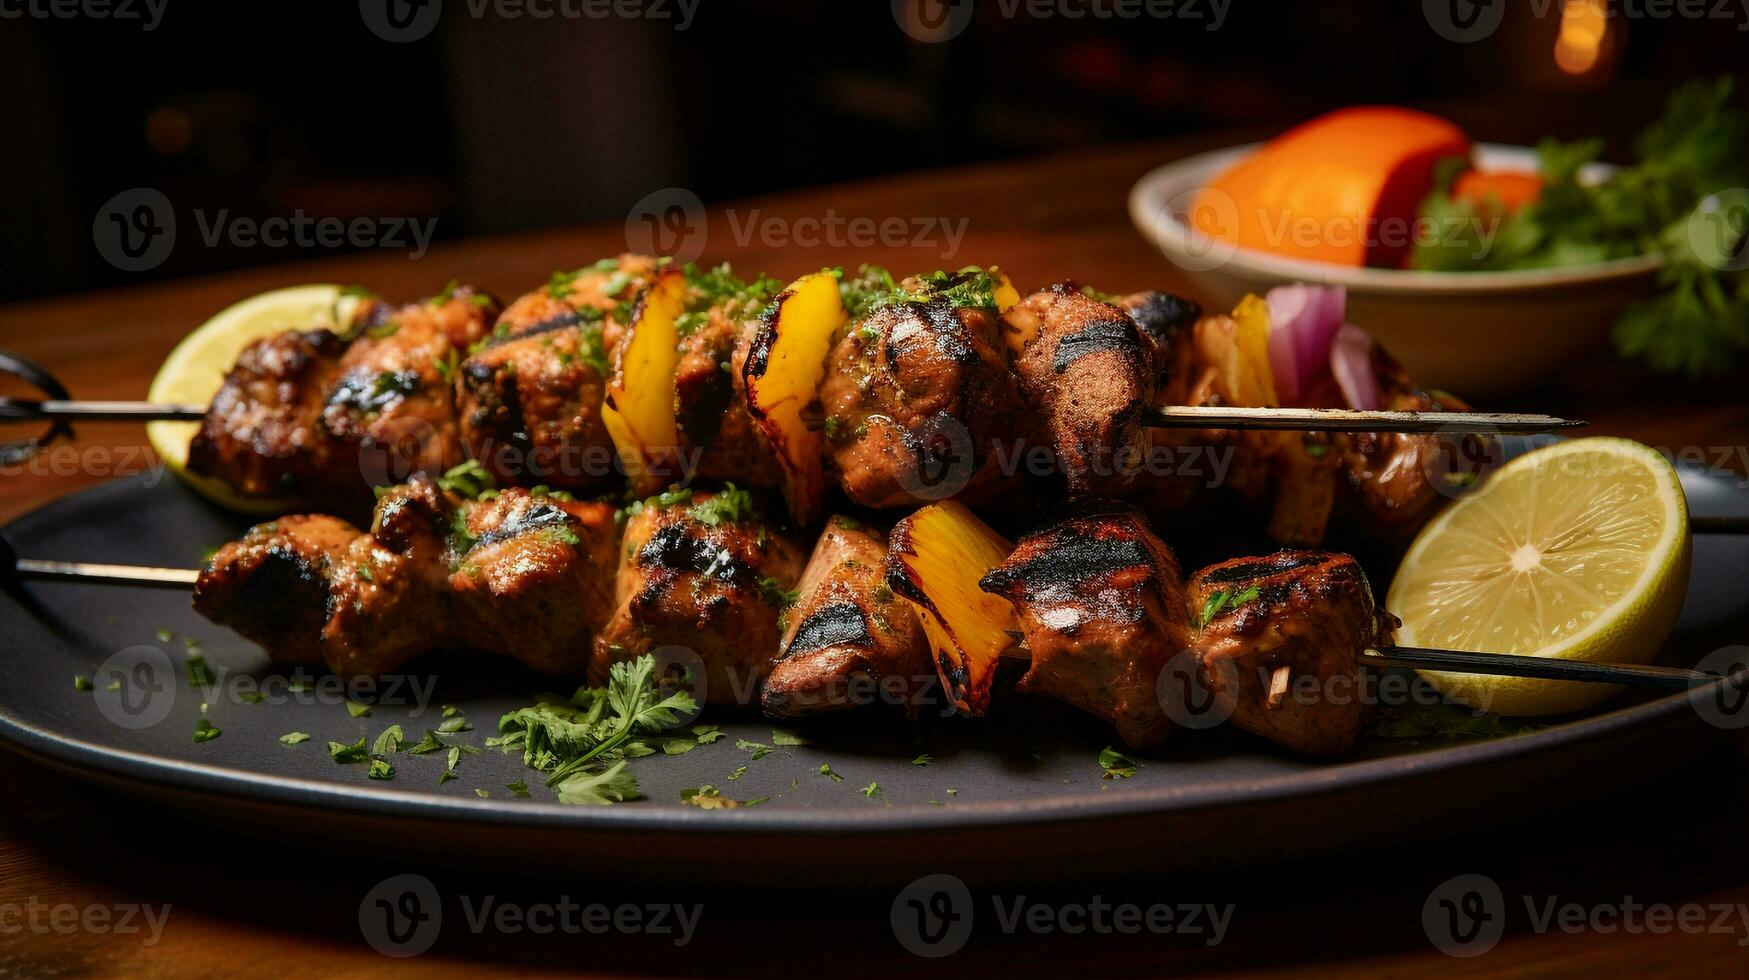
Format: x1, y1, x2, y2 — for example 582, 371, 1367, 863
1128, 144, 1661, 395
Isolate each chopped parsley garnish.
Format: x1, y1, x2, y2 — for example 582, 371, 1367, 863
279, 732, 311, 746
429, 279, 461, 306
329, 737, 369, 763
1196, 585, 1261, 627
757, 577, 799, 608
193, 718, 221, 743
839, 264, 1001, 318
736, 739, 773, 760
911, 753, 933, 767
818, 763, 843, 782
367, 758, 396, 781
346, 699, 373, 719
770, 728, 810, 746
692, 724, 725, 744
547, 268, 582, 299
687, 483, 759, 526
73, 674, 93, 692
1098, 746, 1139, 779
371, 724, 405, 756
185, 652, 214, 688
726, 765, 749, 781
437, 459, 497, 500
861, 781, 880, 798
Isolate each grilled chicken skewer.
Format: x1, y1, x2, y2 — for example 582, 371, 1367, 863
2, 260, 1577, 548
3, 488, 1715, 758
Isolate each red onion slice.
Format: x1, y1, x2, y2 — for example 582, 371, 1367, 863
1330, 323, 1381, 411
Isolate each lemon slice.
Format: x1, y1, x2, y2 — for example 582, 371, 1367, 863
1388, 437, 1691, 716
147, 284, 363, 513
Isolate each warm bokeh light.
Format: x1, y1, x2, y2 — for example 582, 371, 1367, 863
1554, 0, 1609, 75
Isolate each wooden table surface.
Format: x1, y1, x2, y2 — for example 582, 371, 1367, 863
2, 140, 1748, 978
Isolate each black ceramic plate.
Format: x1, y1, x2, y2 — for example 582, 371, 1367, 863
2, 460, 1747, 886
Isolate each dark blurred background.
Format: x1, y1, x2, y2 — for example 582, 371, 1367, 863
0, 0, 1743, 301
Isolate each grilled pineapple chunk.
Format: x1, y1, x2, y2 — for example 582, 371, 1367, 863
603, 267, 688, 493
886, 500, 1018, 715
744, 271, 848, 525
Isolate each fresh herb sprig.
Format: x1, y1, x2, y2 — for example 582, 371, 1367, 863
493, 654, 698, 805
1412, 77, 1749, 374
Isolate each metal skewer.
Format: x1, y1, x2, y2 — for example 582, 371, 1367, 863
0, 399, 205, 423
2, 396, 1581, 435
1362, 647, 1709, 690
2, 547, 1719, 690
10, 558, 200, 589
1144, 405, 1584, 435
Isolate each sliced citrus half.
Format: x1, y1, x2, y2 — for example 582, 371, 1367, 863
1388, 437, 1691, 716
147, 284, 363, 513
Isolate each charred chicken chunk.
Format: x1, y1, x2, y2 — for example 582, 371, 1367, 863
1188, 550, 1393, 756
316, 477, 456, 680
762, 515, 931, 718
189, 329, 349, 502
456, 255, 656, 491
819, 278, 1026, 509
979, 504, 1191, 750
193, 476, 456, 679
672, 269, 782, 487
1003, 285, 1154, 497
1337, 347, 1483, 536
188, 286, 496, 510
193, 513, 359, 667
322, 286, 497, 494
1117, 290, 1201, 382
592, 487, 805, 703
447, 489, 620, 674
